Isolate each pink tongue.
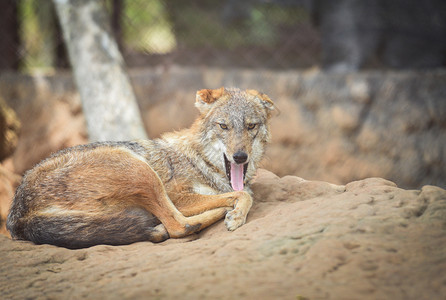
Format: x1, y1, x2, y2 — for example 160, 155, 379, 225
230, 163, 244, 191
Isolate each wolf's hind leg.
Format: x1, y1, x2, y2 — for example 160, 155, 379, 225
152, 195, 230, 238
150, 224, 169, 242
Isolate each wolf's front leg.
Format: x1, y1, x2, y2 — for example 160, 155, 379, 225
170, 191, 252, 231
224, 191, 253, 231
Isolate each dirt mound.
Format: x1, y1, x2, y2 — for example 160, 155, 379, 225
1, 169, 445, 299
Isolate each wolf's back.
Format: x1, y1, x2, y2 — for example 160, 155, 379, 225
6, 142, 167, 248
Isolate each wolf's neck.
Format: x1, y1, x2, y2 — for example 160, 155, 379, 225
161, 122, 233, 192
160, 117, 207, 150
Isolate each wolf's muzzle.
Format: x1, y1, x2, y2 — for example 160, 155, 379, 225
233, 151, 248, 164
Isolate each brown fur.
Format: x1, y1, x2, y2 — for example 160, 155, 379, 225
7, 87, 275, 248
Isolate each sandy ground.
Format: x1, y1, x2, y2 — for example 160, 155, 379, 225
1, 169, 445, 299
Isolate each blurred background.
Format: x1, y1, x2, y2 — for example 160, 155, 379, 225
2, 0, 446, 73
0, 0, 445, 194
3, 0, 320, 72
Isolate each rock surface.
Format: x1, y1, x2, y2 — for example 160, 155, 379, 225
0, 164, 20, 235
0, 96, 20, 161
1, 169, 445, 299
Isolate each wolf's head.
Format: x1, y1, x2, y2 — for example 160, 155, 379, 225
195, 87, 275, 191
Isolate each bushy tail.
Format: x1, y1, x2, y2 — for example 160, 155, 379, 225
8, 208, 168, 249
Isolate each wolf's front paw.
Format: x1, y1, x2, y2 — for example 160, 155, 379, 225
224, 208, 246, 231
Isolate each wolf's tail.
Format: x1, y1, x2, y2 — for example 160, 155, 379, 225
7, 208, 168, 249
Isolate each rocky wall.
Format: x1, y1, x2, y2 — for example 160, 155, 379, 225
0, 66, 445, 189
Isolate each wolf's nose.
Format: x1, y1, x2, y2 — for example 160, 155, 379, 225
233, 151, 248, 164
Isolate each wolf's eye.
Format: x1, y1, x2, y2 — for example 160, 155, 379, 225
247, 123, 257, 130
219, 123, 228, 130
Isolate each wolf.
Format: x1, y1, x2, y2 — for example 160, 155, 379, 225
7, 87, 275, 248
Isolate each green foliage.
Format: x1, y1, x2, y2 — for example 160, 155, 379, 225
18, 0, 310, 71
122, 0, 176, 54
160, 1, 309, 50
19, 0, 57, 72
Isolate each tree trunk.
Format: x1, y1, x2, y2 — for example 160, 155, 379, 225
53, 0, 148, 142
0, 0, 20, 70
111, 0, 124, 52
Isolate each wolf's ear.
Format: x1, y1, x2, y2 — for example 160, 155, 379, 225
195, 87, 225, 114
246, 89, 276, 117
